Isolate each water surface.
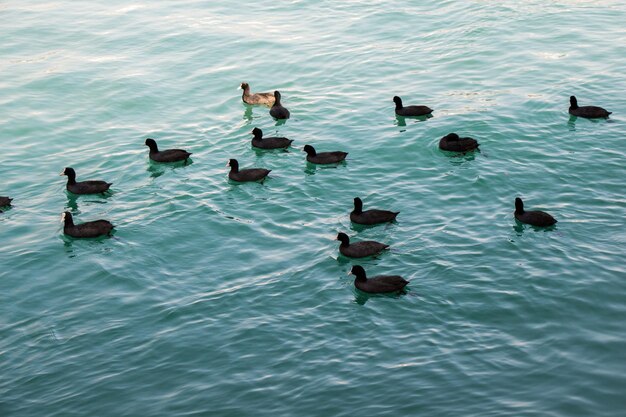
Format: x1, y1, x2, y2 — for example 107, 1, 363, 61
1, 1, 625, 416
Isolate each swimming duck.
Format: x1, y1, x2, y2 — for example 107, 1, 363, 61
62, 211, 114, 238
251, 127, 293, 149
227, 159, 271, 182
240, 82, 276, 106
350, 197, 399, 225
336, 232, 389, 258
145, 138, 192, 163
303, 145, 348, 164
514, 197, 557, 227
60, 167, 112, 195
569, 96, 611, 118
439, 133, 479, 153
0, 196, 12, 207
349, 265, 409, 294
269, 91, 290, 120
393, 96, 433, 117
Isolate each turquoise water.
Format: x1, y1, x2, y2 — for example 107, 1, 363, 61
1, 1, 625, 415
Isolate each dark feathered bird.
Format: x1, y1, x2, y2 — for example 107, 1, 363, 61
349, 265, 409, 294
393, 96, 433, 117
240, 82, 275, 106
303, 144, 348, 164
227, 159, 271, 182
0, 196, 12, 207
62, 211, 114, 238
439, 133, 479, 153
569, 96, 611, 119
145, 138, 192, 163
269, 91, 290, 120
251, 127, 293, 149
60, 167, 112, 195
514, 197, 557, 227
336, 232, 389, 258
350, 197, 399, 225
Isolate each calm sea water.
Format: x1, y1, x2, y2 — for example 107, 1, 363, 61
1, 1, 625, 416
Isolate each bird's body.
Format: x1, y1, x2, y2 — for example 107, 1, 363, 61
514, 197, 557, 227
269, 91, 290, 120
60, 167, 112, 195
439, 133, 479, 153
240, 82, 275, 106
393, 96, 433, 117
251, 127, 293, 149
337, 232, 388, 258
569, 96, 611, 119
62, 211, 114, 238
350, 265, 409, 294
0, 196, 12, 207
145, 138, 192, 163
350, 197, 399, 225
303, 145, 347, 164
228, 159, 271, 182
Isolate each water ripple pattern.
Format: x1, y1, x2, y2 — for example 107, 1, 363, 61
1, 1, 625, 416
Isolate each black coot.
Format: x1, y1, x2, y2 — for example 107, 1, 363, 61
514, 197, 557, 227
251, 127, 293, 149
569, 96, 611, 118
60, 167, 112, 194
145, 138, 192, 163
350, 197, 399, 225
350, 265, 409, 294
269, 91, 290, 120
303, 145, 348, 164
393, 96, 433, 117
62, 211, 114, 238
228, 159, 271, 182
439, 133, 479, 153
336, 232, 389, 258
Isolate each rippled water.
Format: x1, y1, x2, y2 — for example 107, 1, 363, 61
1, 1, 625, 416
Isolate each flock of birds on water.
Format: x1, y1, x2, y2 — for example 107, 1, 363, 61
0, 83, 613, 294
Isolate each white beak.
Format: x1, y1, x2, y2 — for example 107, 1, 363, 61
61, 212, 66, 222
